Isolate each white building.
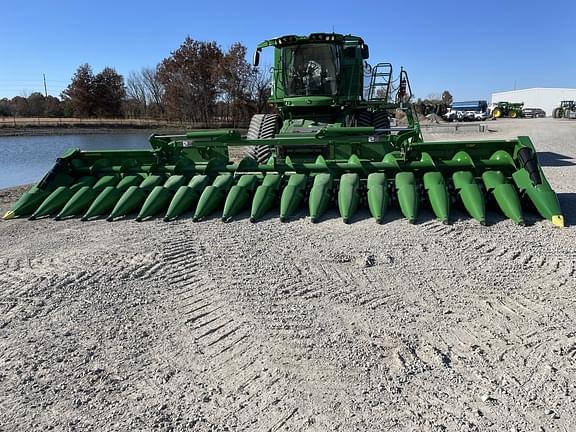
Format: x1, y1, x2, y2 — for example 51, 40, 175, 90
491, 88, 576, 117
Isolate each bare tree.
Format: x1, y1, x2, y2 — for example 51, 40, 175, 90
221, 43, 255, 124
142, 67, 164, 116
126, 71, 148, 117
248, 64, 272, 114
125, 67, 165, 118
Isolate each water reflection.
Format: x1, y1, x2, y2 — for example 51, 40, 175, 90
0, 133, 151, 188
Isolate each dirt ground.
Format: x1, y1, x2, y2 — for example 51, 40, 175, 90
0, 118, 575, 431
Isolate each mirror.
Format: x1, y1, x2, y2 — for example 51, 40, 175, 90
361, 44, 369, 59
253, 49, 261, 66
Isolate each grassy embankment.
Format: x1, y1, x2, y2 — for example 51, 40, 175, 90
0, 117, 247, 136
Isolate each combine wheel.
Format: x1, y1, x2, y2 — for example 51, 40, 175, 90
492, 108, 502, 118
509, 110, 519, 119
372, 111, 391, 131
356, 110, 390, 132
244, 113, 280, 163
357, 110, 372, 126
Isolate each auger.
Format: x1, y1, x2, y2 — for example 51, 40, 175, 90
4, 33, 564, 227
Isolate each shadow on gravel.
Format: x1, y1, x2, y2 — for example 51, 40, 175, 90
485, 209, 509, 226
558, 193, 576, 227
537, 152, 576, 167
140, 195, 576, 227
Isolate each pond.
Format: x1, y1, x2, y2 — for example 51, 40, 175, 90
0, 133, 153, 189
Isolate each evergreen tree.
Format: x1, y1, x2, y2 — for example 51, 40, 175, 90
62, 64, 95, 117
93, 67, 125, 117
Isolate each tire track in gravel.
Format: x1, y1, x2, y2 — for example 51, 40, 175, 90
271, 245, 399, 312
236, 225, 460, 428
206, 230, 302, 431
0, 255, 66, 293
0, 233, 168, 424
420, 219, 576, 291
0, 227, 173, 330
160, 234, 242, 354
0, 253, 83, 325
154, 225, 300, 431
409, 220, 576, 429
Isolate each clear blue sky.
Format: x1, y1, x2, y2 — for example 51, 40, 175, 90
1, 0, 574, 102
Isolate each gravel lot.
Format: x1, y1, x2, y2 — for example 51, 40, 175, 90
1, 118, 575, 431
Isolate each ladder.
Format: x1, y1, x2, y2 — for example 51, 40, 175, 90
367, 63, 393, 102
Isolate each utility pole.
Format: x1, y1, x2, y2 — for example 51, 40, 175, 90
43, 74, 47, 97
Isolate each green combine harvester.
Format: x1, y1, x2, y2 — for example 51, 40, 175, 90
4, 33, 564, 227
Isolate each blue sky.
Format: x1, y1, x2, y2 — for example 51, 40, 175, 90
1, 0, 574, 102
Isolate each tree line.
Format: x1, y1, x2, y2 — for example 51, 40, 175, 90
413, 90, 453, 117
0, 36, 271, 125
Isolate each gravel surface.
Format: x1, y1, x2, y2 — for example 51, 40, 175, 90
0, 118, 575, 431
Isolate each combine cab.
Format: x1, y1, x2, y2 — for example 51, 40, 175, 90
4, 33, 564, 227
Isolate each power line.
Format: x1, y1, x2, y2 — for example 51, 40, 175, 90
0, 79, 68, 83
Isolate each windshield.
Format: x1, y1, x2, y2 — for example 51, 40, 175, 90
282, 43, 339, 97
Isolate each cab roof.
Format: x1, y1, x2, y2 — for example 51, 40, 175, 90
257, 33, 364, 49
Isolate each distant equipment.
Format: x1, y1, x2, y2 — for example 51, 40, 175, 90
443, 100, 488, 122
552, 101, 576, 119
490, 101, 524, 119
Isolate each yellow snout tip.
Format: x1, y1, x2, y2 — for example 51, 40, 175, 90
2, 211, 15, 220
551, 215, 564, 228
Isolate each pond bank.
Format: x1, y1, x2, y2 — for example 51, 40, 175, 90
0, 126, 186, 138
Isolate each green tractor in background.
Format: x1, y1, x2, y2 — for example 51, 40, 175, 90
4, 33, 564, 227
490, 101, 524, 119
552, 101, 576, 119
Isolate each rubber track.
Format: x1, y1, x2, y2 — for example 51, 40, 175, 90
245, 113, 279, 163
